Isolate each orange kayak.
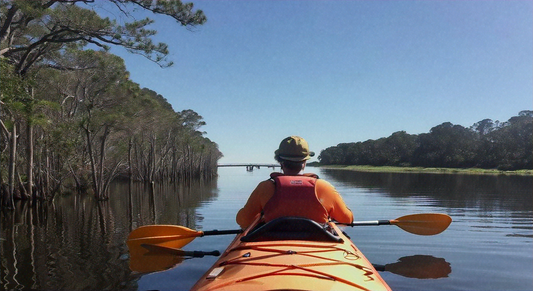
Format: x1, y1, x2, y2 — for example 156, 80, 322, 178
190, 217, 392, 291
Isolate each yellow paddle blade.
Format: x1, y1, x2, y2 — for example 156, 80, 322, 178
128, 225, 202, 240
393, 213, 452, 235
127, 229, 201, 274
127, 225, 203, 249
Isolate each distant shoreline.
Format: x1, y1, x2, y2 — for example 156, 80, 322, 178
314, 165, 533, 176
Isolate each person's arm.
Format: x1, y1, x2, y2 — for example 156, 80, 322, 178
236, 181, 274, 229
316, 179, 353, 223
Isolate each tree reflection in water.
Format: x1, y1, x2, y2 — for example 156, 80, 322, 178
321, 170, 533, 213
0, 179, 218, 290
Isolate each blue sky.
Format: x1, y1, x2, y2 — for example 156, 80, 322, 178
108, 0, 532, 164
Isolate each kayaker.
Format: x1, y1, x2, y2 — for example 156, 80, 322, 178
236, 136, 354, 229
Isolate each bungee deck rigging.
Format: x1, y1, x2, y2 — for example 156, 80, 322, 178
209, 242, 378, 291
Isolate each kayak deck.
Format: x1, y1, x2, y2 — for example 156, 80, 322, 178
191, 217, 391, 291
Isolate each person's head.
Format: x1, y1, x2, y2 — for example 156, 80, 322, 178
274, 136, 315, 174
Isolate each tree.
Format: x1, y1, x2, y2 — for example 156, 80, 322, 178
412, 122, 478, 168
383, 131, 418, 166
0, 59, 32, 207
481, 111, 533, 170
1, 0, 206, 76
318, 146, 344, 165
72, 51, 131, 200
318, 112, 531, 170
471, 119, 497, 136
1, 0, 208, 206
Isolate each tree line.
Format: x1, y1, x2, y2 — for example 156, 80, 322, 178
319, 111, 533, 171
1, 0, 222, 209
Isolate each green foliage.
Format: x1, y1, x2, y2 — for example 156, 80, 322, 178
1, 0, 206, 75
319, 112, 533, 170
1, 0, 218, 201
0, 59, 30, 104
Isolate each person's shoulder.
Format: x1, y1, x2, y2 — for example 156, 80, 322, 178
256, 176, 276, 188
252, 180, 275, 196
315, 178, 335, 188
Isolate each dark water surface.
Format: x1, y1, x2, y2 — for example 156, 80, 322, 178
1, 167, 532, 290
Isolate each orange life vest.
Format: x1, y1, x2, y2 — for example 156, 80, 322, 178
262, 173, 329, 223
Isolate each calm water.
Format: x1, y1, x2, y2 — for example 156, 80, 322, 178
1, 167, 532, 290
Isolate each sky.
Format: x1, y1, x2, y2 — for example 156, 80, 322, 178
106, 0, 532, 164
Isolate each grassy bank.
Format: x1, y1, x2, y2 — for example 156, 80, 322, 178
317, 165, 533, 176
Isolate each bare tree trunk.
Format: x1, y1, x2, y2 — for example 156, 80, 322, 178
17, 171, 29, 199
26, 118, 34, 199
149, 134, 156, 182
6, 122, 16, 208
45, 149, 50, 199
97, 126, 109, 200
85, 124, 112, 201
68, 163, 82, 191
171, 148, 178, 182
101, 160, 121, 200
84, 125, 100, 199
128, 137, 133, 181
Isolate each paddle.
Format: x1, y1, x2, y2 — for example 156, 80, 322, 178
127, 213, 451, 249
340, 213, 452, 236
127, 225, 243, 249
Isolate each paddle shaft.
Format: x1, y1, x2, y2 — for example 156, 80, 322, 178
189, 220, 395, 238
193, 221, 396, 237
344, 220, 397, 227
203, 229, 242, 236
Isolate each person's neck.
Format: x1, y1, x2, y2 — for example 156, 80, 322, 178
282, 169, 303, 175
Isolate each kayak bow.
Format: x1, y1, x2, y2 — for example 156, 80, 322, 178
190, 216, 392, 291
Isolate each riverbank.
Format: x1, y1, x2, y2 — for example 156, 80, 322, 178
317, 165, 533, 176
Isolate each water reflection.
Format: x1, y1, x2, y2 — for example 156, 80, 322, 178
381, 255, 451, 279
2, 170, 531, 291
321, 170, 533, 212
0, 179, 218, 290
130, 248, 185, 274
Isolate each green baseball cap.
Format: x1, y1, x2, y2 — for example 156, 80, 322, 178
275, 136, 315, 162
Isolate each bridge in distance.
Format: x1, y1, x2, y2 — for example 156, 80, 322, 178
218, 163, 280, 171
